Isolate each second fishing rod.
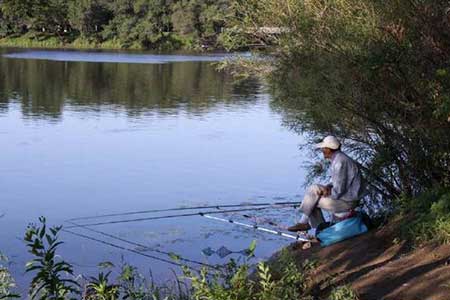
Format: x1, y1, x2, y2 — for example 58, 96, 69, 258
68, 200, 302, 221
65, 203, 300, 228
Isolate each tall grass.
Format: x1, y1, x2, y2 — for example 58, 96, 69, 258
0, 35, 136, 51
0, 35, 64, 49
0, 34, 193, 51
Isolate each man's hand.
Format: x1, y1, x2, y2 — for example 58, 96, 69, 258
318, 185, 332, 197
324, 185, 332, 196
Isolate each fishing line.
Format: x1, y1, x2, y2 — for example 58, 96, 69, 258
67, 201, 301, 221
62, 229, 192, 269
66, 220, 220, 270
62, 207, 306, 273
65, 205, 299, 229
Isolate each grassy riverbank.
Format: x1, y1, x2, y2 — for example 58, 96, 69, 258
0, 36, 120, 50
0, 34, 195, 51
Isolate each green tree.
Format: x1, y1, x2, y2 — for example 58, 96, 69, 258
32, 0, 69, 34
101, 0, 138, 47
0, 0, 33, 34
131, 0, 173, 48
171, 0, 234, 48
0, 8, 9, 37
1, 0, 71, 37
68, 0, 113, 39
0, 0, 241, 50
243, 0, 450, 208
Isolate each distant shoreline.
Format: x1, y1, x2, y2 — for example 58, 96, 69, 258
0, 36, 228, 53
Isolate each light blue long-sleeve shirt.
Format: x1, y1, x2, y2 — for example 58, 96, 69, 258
330, 151, 365, 201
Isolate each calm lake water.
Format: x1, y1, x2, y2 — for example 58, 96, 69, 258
0, 49, 307, 287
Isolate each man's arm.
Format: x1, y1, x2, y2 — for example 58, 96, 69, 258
330, 161, 347, 200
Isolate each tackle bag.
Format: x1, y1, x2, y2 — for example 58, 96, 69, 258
316, 213, 368, 247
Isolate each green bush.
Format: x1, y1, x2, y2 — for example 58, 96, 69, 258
0, 253, 19, 299
184, 248, 314, 300
400, 187, 450, 244
24, 217, 80, 300
85, 271, 119, 300
22, 217, 190, 300
85, 260, 190, 300
328, 285, 359, 300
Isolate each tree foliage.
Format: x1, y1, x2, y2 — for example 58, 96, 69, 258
232, 0, 450, 209
0, 0, 251, 50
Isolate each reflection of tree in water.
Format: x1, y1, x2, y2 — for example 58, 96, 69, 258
0, 57, 261, 119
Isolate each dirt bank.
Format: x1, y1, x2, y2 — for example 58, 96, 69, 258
275, 220, 450, 300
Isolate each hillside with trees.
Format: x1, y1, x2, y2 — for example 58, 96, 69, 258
0, 0, 251, 50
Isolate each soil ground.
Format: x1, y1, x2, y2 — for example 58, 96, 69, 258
277, 220, 450, 300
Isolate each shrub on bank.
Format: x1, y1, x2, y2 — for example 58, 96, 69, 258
328, 285, 359, 300
0, 253, 19, 299
185, 247, 316, 300
399, 187, 450, 245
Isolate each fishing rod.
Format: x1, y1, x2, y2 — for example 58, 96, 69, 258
62, 229, 200, 270
65, 204, 299, 229
66, 220, 220, 270
67, 201, 301, 221
198, 213, 311, 242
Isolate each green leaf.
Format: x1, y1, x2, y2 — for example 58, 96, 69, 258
98, 261, 115, 269
247, 240, 257, 257
168, 252, 181, 261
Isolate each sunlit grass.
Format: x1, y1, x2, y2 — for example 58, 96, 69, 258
0, 33, 193, 51
399, 187, 450, 245
329, 284, 360, 300
0, 36, 137, 50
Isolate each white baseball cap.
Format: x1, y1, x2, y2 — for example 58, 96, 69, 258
315, 135, 341, 150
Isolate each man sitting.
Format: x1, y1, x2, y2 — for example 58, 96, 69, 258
288, 136, 365, 232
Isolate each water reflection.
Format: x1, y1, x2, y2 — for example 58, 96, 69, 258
0, 52, 260, 120
0, 50, 305, 288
